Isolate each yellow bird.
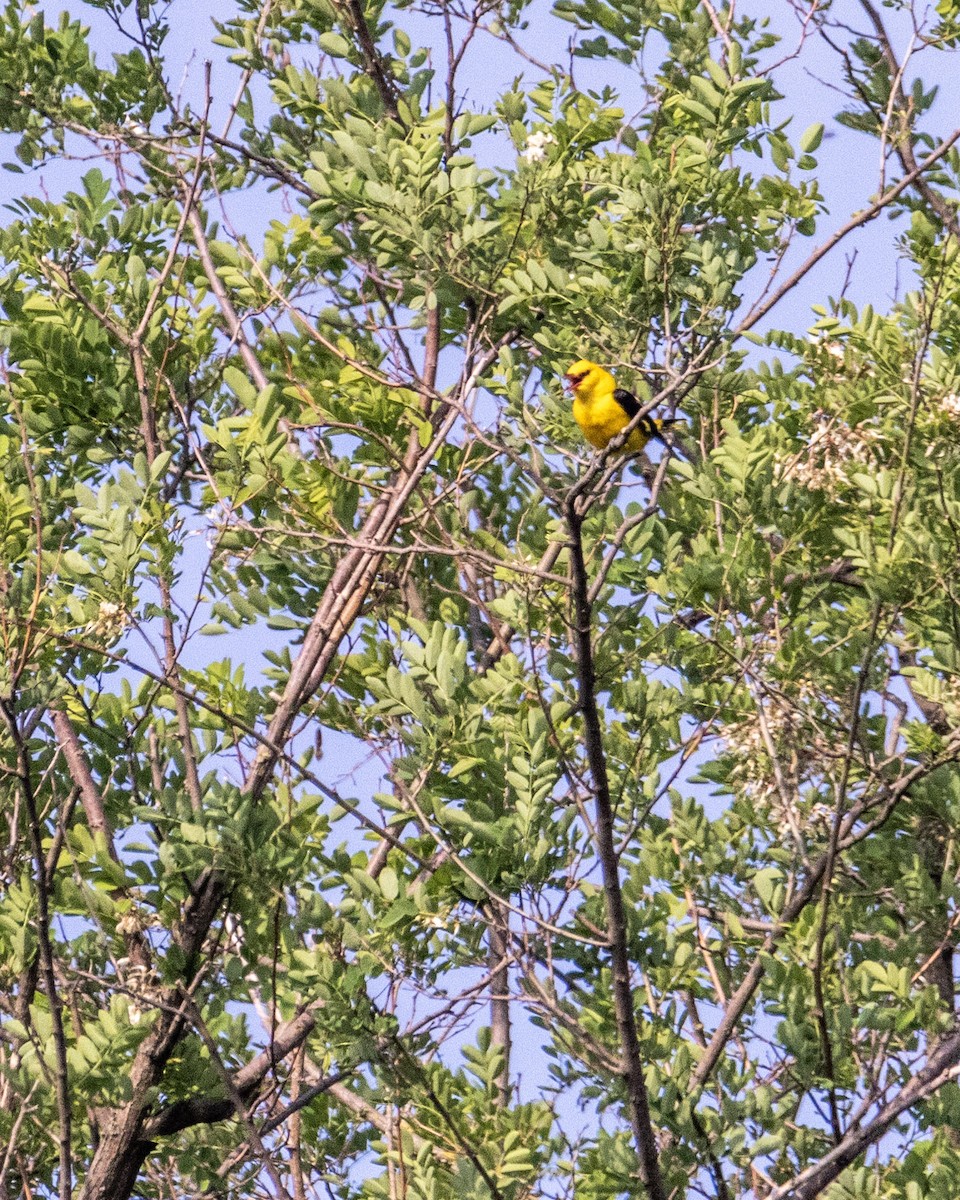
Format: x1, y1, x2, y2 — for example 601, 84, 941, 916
564, 359, 676, 454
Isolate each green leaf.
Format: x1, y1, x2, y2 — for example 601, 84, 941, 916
318, 32, 353, 58
799, 122, 824, 152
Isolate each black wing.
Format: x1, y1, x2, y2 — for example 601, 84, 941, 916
613, 387, 659, 439
612, 387, 641, 418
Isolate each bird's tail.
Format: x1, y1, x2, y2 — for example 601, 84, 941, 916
654, 417, 701, 465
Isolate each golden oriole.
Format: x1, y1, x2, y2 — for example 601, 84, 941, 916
564, 359, 677, 453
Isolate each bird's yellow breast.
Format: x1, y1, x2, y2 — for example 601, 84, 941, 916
572, 391, 649, 453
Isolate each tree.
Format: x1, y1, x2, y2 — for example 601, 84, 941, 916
3, 0, 960, 1196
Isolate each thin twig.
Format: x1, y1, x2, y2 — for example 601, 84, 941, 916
735, 127, 960, 337
0, 702, 72, 1200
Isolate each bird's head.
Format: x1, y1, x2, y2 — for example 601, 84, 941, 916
563, 359, 611, 396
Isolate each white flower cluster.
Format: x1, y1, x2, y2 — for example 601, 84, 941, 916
940, 393, 960, 419
819, 339, 846, 365
723, 702, 798, 802
521, 130, 556, 163
778, 416, 880, 493
88, 599, 129, 638
723, 682, 835, 838
723, 720, 772, 798
810, 335, 875, 380
116, 956, 162, 1026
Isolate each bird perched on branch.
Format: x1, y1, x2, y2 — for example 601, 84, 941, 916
564, 359, 678, 454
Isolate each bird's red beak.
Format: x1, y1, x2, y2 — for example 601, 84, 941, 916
564, 370, 586, 390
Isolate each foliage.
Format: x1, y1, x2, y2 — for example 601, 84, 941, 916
2, 1, 960, 1198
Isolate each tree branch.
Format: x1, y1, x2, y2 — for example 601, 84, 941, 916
142, 1010, 318, 1137
735, 126, 960, 337
768, 1028, 960, 1199
337, 0, 402, 122
0, 702, 72, 1200
563, 496, 667, 1200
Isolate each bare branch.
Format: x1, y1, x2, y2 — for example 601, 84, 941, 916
768, 1029, 960, 1199
564, 493, 667, 1200
735, 127, 960, 337
0, 702, 72, 1200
